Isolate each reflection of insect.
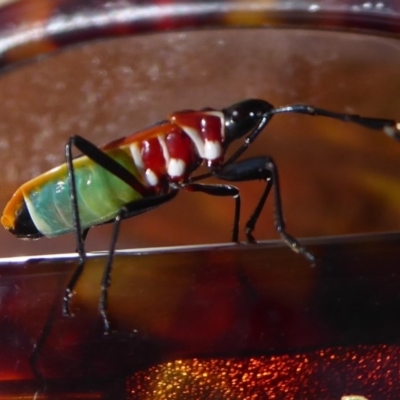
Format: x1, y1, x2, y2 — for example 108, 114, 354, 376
2, 99, 400, 333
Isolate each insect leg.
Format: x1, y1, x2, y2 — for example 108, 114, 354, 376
63, 137, 86, 316
180, 183, 241, 242
215, 156, 315, 265
68, 135, 150, 196
98, 190, 179, 334
63, 135, 150, 317
224, 114, 274, 165
99, 207, 126, 335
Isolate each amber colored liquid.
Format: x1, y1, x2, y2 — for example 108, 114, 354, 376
0, 235, 400, 399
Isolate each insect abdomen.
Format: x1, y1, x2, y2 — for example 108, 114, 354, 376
5, 148, 144, 237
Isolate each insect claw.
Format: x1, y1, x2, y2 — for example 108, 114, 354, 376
295, 245, 316, 267
245, 230, 256, 243
103, 325, 111, 336
62, 305, 71, 317
303, 249, 317, 267
62, 290, 73, 317
101, 312, 111, 335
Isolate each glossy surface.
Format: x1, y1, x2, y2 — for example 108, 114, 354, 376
0, 234, 400, 397
1, 0, 400, 70
127, 346, 400, 399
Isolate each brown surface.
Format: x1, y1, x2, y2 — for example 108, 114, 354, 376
1, 29, 400, 257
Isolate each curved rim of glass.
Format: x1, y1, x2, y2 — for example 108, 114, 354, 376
0, 0, 399, 72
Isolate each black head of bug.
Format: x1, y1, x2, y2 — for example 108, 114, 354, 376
223, 99, 274, 145
10, 199, 43, 239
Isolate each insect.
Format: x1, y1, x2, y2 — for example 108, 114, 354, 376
2, 99, 400, 333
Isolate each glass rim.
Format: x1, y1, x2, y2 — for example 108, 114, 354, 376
0, 0, 400, 72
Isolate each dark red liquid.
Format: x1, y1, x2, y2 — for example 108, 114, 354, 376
1, 235, 400, 398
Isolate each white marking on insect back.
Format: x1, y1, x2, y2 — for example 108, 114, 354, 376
129, 143, 144, 169
168, 158, 186, 178
203, 111, 225, 139
158, 135, 170, 165
145, 169, 159, 186
204, 140, 222, 160
129, 142, 150, 186
181, 126, 205, 158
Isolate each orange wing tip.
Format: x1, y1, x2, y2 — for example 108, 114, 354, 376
1, 213, 14, 230
1, 189, 24, 230
1, 215, 14, 231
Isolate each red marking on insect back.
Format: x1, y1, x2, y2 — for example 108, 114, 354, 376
141, 137, 166, 178
170, 111, 202, 134
166, 128, 200, 173
171, 111, 223, 144
201, 113, 223, 143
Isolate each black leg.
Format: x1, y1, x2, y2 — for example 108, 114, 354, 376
99, 207, 127, 335
82, 228, 90, 242
63, 135, 150, 317
214, 156, 315, 265
181, 183, 241, 242
245, 178, 273, 243
63, 137, 86, 316
98, 190, 179, 333
224, 114, 274, 165
70, 135, 150, 196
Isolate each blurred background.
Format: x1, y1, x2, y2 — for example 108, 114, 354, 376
1, 28, 400, 257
